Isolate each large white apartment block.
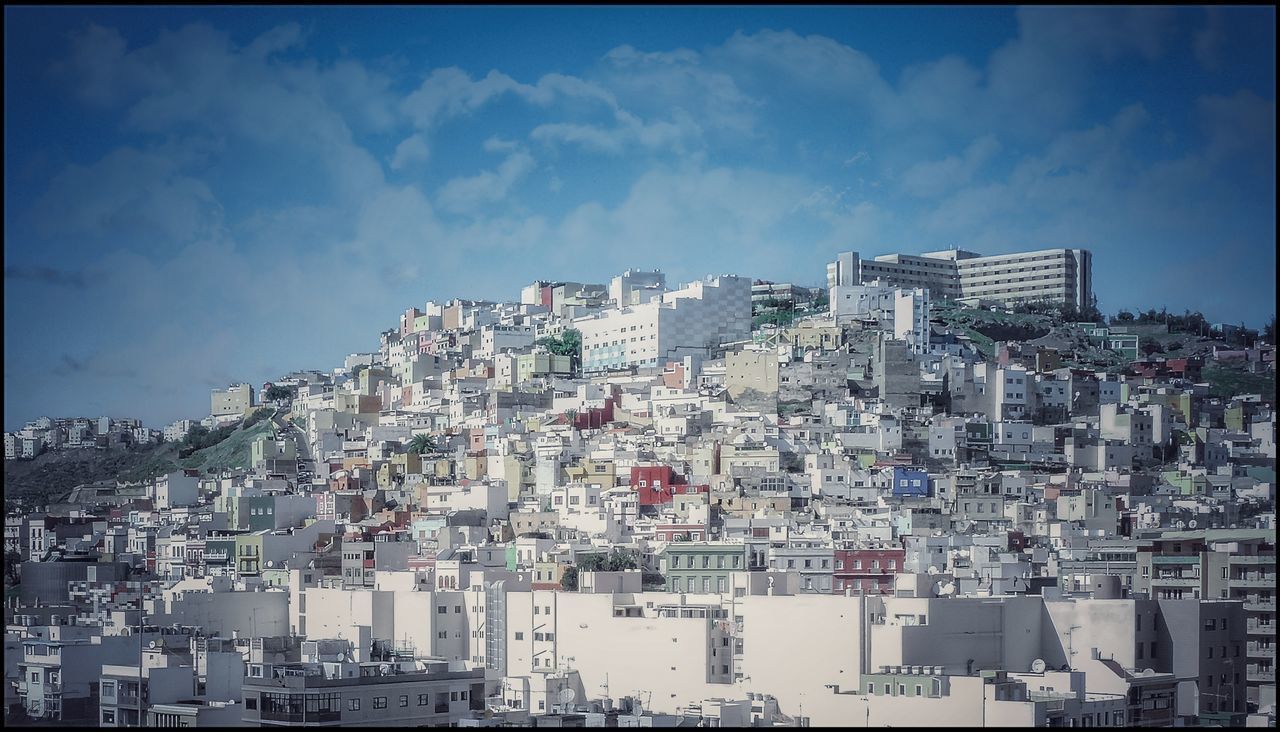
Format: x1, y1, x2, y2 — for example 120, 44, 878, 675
830, 281, 931, 354
577, 275, 752, 373
827, 247, 1092, 308
609, 268, 667, 307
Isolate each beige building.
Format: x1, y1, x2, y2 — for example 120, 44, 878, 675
210, 383, 254, 418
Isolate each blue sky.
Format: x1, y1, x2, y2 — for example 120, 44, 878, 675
4, 6, 1276, 429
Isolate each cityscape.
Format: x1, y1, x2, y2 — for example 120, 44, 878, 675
3, 5, 1276, 729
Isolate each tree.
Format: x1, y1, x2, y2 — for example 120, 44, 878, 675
264, 385, 296, 403
560, 566, 579, 592
1140, 337, 1165, 357
1265, 315, 1276, 345
537, 328, 583, 374
1113, 310, 1135, 323
408, 433, 437, 455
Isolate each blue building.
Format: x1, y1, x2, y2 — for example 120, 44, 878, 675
891, 467, 929, 497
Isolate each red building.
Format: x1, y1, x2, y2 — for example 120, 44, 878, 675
833, 548, 905, 594
630, 465, 708, 507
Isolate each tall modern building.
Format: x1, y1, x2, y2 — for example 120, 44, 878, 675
576, 274, 752, 373
827, 248, 1093, 309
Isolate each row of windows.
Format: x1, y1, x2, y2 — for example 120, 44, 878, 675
669, 553, 743, 569
673, 576, 728, 593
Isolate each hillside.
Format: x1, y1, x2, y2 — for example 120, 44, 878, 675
3, 412, 278, 511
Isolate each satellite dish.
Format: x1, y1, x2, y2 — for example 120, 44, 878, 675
1031, 659, 1047, 674
558, 689, 577, 705
1174, 520, 1185, 529
265, 561, 275, 569
1141, 668, 1156, 677
378, 664, 392, 675
148, 640, 158, 649
1188, 520, 1197, 529
927, 566, 940, 575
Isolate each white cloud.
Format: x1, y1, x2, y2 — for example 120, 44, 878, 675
483, 136, 520, 153
436, 151, 537, 214
899, 135, 1002, 198
1193, 7, 1226, 70
29, 146, 225, 246
390, 134, 430, 170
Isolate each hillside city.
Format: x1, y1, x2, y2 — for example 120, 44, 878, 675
3, 246, 1277, 728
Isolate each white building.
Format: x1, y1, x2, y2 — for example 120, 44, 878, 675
577, 275, 752, 373
609, 269, 667, 307
827, 247, 1093, 308
830, 281, 930, 354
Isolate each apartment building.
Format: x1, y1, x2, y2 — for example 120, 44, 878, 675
827, 247, 1092, 308
240, 660, 485, 726
1133, 529, 1276, 709
576, 275, 752, 373
210, 383, 254, 419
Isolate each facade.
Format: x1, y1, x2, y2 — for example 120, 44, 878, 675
211, 383, 254, 418
577, 275, 752, 373
659, 542, 747, 594
827, 247, 1093, 308
240, 661, 485, 726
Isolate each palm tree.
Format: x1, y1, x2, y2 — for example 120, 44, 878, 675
408, 433, 436, 455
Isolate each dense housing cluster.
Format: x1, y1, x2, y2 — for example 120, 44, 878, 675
4, 247, 1276, 728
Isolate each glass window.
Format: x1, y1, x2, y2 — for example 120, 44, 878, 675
348, 698, 361, 711
400, 695, 409, 707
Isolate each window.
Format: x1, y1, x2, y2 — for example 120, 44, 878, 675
348, 698, 361, 711
916, 685, 923, 696
515, 632, 524, 640
373, 696, 388, 709
418, 694, 429, 706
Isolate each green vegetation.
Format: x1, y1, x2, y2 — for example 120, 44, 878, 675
4, 415, 277, 512
264, 384, 297, 403
408, 433, 437, 455
753, 309, 796, 329
561, 548, 639, 591
537, 328, 582, 373
243, 407, 272, 428
1201, 364, 1278, 401
180, 418, 276, 472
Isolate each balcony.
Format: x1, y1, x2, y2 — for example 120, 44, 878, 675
1247, 643, 1276, 659
1152, 556, 1200, 565
1229, 555, 1276, 565
1246, 668, 1275, 683
1248, 621, 1275, 636
1243, 600, 1277, 612
1151, 575, 1199, 586
1230, 576, 1276, 588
